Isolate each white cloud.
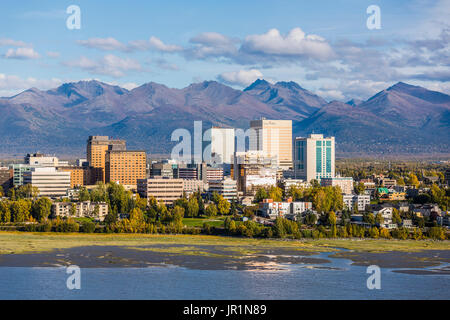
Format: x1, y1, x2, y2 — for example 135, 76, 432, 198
77, 36, 182, 53
64, 54, 142, 77
4, 47, 40, 59
148, 36, 183, 52
241, 28, 334, 61
77, 37, 128, 51
0, 73, 64, 97
0, 38, 30, 47
218, 69, 264, 87
186, 32, 238, 59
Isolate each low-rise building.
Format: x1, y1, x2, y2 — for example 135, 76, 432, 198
321, 177, 354, 195
183, 179, 206, 195
258, 199, 312, 219
52, 201, 108, 221
208, 178, 237, 201
343, 194, 370, 212
137, 178, 184, 205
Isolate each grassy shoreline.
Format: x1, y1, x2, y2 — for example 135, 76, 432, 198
0, 231, 449, 255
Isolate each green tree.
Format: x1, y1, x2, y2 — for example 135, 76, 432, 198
78, 187, 90, 202
407, 173, 420, 188
10, 199, 32, 222
327, 211, 337, 226
254, 188, 268, 203
217, 197, 230, 215
31, 197, 52, 222
363, 212, 375, 225
187, 196, 199, 217
392, 208, 402, 225
305, 212, 317, 226
0, 200, 11, 223
354, 182, 365, 195
205, 203, 218, 217
268, 186, 283, 202
172, 206, 185, 223
375, 212, 384, 225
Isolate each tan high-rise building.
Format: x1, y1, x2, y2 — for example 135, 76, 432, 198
249, 119, 292, 170
86, 136, 126, 182
105, 150, 147, 186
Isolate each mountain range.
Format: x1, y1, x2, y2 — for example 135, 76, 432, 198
0, 79, 449, 157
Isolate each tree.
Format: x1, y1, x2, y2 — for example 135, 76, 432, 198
354, 182, 365, 195
254, 188, 268, 203
17, 184, 40, 199
31, 197, 52, 222
288, 185, 304, 201
375, 212, 384, 225
305, 212, 317, 226
205, 204, 217, 217
0, 186, 4, 198
172, 206, 185, 223
10, 199, 32, 222
217, 197, 230, 215
129, 207, 145, 222
407, 173, 420, 188
268, 186, 283, 202
392, 208, 402, 225
363, 212, 375, 225
0, 200, 11, 223
78, 187, 90, 202
187, 196, 199, 217
327, 211, 337, 226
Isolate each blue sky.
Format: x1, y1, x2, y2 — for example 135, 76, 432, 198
0, 0, 448, 100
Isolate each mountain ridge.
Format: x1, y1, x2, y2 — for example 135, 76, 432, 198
0, 79, 449, 156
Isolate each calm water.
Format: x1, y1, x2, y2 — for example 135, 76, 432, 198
0, 253, 449, 300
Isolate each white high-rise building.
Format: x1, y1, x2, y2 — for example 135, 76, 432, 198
209, 127, 235, 164
294, 134, 335, 183
23, 167, 71, 197
249, 119, 292, 170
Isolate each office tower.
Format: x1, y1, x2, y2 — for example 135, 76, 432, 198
294, 134, 335, 183
86, 136, 126, 182
105, 150, 147, 186
0, 167, 13, 194
209, 127, 235, 164
232, 151, 278, 195
23, 167, 71, 197
9, 164, 32, 187
249, 119, 293, 170
208, 178, 237, 201
137, 178, 184, 205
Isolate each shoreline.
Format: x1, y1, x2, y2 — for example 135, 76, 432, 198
0, 232, 449, 271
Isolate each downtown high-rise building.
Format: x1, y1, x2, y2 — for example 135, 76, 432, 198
249, 119, 292, 170
86, 136, 126, 183
209, 127, 235, 164
294, 134, 335, 183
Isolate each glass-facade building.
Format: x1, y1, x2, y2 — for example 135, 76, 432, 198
294, 134, 335, 183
